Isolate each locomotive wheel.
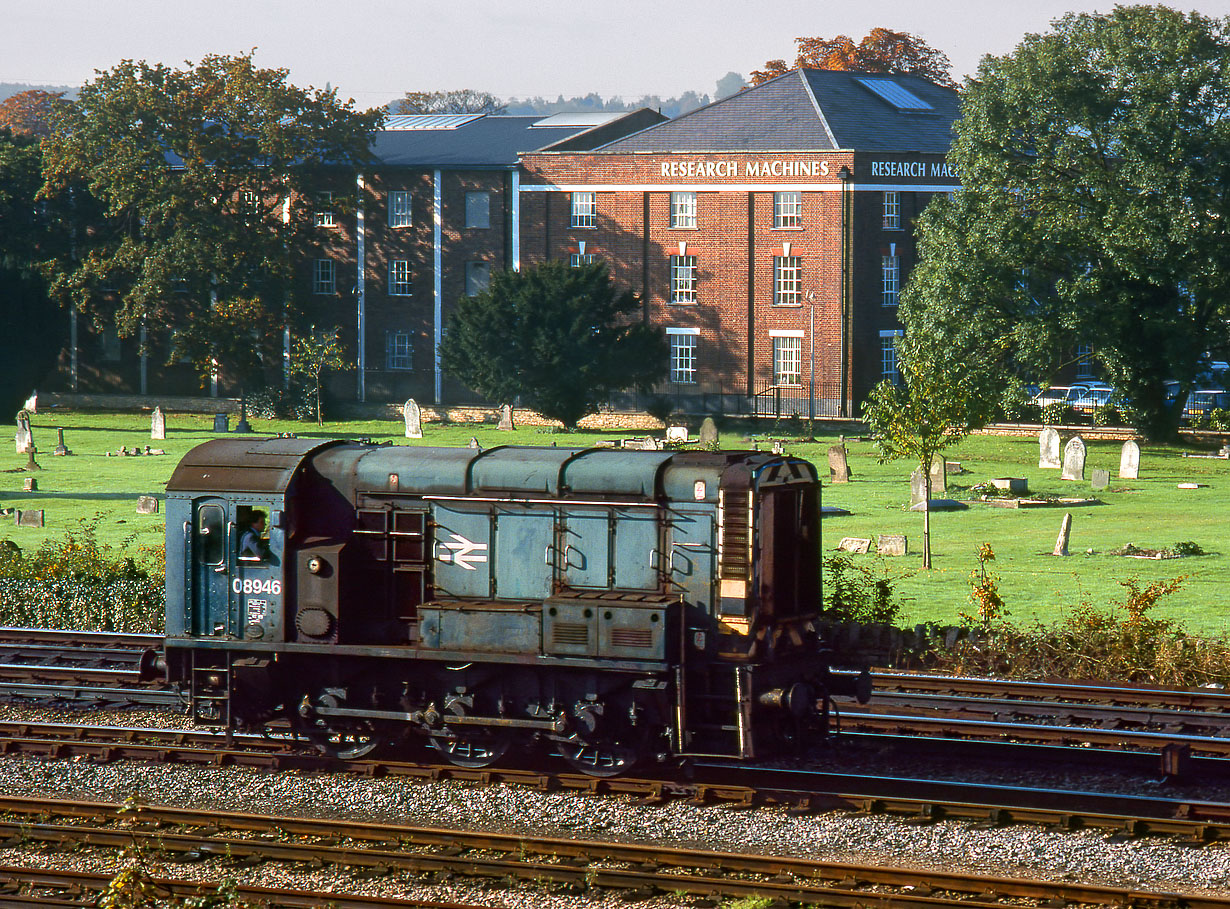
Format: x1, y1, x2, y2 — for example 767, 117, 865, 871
430, 729, 511, 768
301, 720, 382, 760
557, 731, 645, 778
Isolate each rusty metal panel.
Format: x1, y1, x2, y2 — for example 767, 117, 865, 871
419, 603, 542, 653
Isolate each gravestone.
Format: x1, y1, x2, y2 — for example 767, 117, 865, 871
22, 478, 36, 492
150, 407, 166, 441
877, 534, 908, 556
497, 404, 515, 431
929, 453, 947, 492
53, 428, 70, 456
467, 437, 481, 449
1053, 512, 1072, 556
639, 436, 661, 451
665, 426, 689, 444
828, 445, 851, 483
212, 413, 229, 433
909, 468, 927, 506
14, 510, 43, 528
990, 477, 1028, 495
772, 439, 784, 455
1039, 427, 1061, 469
136, 496, 159, 515
1091, 468, 1110, 491
1061, 436, 1086, 481
14, 411, 31, 455
24, 447, 39, 471
403, 399, 423, 439
698, 417, 719, 447
1119, 440, 1140, 480
838, 537, 872, 554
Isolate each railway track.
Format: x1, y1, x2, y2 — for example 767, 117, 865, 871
2, 794, 1228, 908
0, 718, 1228, 842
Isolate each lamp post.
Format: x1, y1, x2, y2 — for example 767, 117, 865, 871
806, 289, 817, 424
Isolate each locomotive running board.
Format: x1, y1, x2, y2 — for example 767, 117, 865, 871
309, 704, 566, 732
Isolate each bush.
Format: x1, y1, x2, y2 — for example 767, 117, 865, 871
1040, 400, 1071, 425
244, 384, 317, 421
821, 554, 901, 625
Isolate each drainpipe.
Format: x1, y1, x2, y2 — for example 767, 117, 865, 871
356, 172, 366, 402
838, 165, 853, 417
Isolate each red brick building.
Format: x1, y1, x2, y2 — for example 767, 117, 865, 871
519, 69, 961, 416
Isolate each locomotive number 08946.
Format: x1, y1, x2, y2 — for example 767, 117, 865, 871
232, 578, 282, 595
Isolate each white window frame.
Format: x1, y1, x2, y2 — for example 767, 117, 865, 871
389, 190, 412, 228
883, 191, 900, 230
771, 334, 802, 386
882, 255, 900, 306
773, 256, 801, 306
670, 191, 697, 229
465, 261, 490, 296
667, 328, 698, 385
570, 191, 596, 228
386, 330, 413, 370
1076, 344, 1095, 378
312, 258, 335, 295
465, 191, 491, 229
569, 252, 596, 268
880, 330, 903, 383
388, 259, 412, 296
773, 191, 802, 229
315, 190, 335, 228
669, 254, 697, 304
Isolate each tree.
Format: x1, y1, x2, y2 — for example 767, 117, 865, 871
38, 53, 383, 395
751, 29, 957, 87
290, 324, 348, 425
0, 129, 65, 416
439, 261, 668, 428
715, 72, 747, 99
394, 90, 505, 115
902, 6, 1230, 441
0, 89, 68, 137
862, 335, 985, 569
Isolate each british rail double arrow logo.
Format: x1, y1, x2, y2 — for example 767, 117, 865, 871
436, 533, 489, 570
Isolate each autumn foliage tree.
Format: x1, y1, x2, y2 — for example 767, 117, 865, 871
0, 89, 68, 137
752, 28, 957, 88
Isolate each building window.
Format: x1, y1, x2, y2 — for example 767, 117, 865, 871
569, 252, 596, 267
99, 327, 122, 363
881, 332, 902, 383
386, 331, 413, 370
883, 191, 900, 230
670, 191, 697, 228
668, 332, 697, 384
1076, 344, 1094, 378
313, 259, 335, 294
772, 336, 802, 386
773, 191, 802, 228
570, 191, 596, 228
315, 190, 335, 228
669, 255, 697, 304
389, 190, 412, 228
465, 261, 490, 296
465, 192, 490, 229
388, 260, 412, 296
882, 255, 900, 306
773, 256, 801, 306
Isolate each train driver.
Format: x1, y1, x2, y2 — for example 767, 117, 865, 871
238, 510, 268, 562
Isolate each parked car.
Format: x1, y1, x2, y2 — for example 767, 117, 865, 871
1032, 382, 1115, 412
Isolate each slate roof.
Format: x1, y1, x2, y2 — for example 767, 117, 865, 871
370, 111, 658, 168
596, 69, 961, 155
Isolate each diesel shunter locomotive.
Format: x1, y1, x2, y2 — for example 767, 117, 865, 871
154, 438, 866, 776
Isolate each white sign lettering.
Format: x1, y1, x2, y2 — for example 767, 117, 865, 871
659, 159, 830, 179
437, 532, 489, 571
870, 160, 959, 179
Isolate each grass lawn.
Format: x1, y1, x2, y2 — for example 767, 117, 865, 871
3, 410, 1228, 637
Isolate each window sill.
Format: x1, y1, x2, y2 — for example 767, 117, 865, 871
668, 226, 699, 231
772, 303, 803, 308
668, 300, 698, 306
771, 226, 805, 231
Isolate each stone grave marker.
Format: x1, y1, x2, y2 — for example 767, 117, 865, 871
990, 477, 1028, 495
1091, 468, 1110, 491
838, 537, 872, 554
53, 428, 70, 456
497, 404, 515, 431
665, 426, 689, 444
929, 452, 947, 492
1053, 512, 1072, 556
467, 437, 481, 449
639, 436, 661, 451
877, 534, 908, 556
772, 439, 784, 455
828, 445, 851, 483
909, 468, 927, 506
698, 417, 719, 447
24, 447, 39, 471
1039, 427, 1061, 469
1061, 436, 1086, 481
212, 413, 229, 433
136, 496, 159, 515
22, 478, 36, 492
151, 406, 166, 441
14, 411, 31, 455
15, 510, 43, 528
1119, 440, 1140, 480
403, 399, 423, 439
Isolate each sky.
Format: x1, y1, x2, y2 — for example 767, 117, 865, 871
6, 1, 1230, 108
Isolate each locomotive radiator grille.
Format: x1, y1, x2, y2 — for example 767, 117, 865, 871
717, 488, 752, 581
552, 622, 590, 646
610, 628, 653, 649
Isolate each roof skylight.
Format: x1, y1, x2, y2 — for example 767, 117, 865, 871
856, 78, 934, 111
